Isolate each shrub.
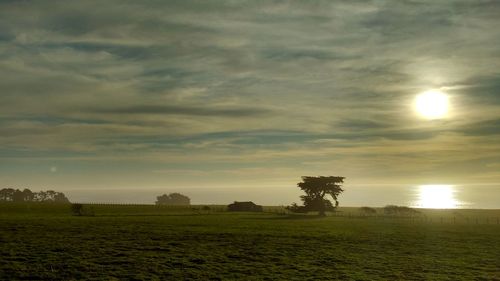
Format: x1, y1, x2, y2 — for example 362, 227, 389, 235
359, 206, 377, 215
70, 203, 94, 216
383, 205, 419, 216
71, 204, 83, 216
286, 202, 307, 213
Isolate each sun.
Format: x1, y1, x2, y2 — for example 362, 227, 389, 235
415, 90, 449, 119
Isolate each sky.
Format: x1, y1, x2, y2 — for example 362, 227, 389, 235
1, 1, 499, 205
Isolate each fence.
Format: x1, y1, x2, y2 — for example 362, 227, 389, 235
329, 211, 500, 225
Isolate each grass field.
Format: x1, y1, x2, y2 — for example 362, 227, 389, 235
1, 203, 499, 280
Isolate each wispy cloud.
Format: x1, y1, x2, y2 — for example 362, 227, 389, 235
1, 0, 499, 190
92, 104, 272, 117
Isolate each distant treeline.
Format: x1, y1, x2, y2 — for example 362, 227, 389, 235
0, 188, 70, 203
155, 193, 190, 206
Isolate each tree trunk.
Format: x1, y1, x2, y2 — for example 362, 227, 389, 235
318, 199, 326, 217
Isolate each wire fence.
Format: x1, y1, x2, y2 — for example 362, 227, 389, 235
326, 211, 500, 225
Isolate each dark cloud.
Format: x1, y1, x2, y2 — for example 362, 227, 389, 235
360, 4, 454, 38
92, 104, 272, 117
337, 119, 392, 130
454, 76, 500, 105
261, 48, 357, 62
0, 30, 14, 42
458, 118, 500, 136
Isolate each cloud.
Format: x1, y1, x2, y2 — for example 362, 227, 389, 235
0, 0, 499, 189
92, 104, 272, 117
458, 118, 500, 136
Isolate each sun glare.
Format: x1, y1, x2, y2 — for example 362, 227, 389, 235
415, 90, 449, 119
415, 185, 460, 209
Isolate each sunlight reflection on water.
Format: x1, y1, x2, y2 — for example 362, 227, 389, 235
413, 185, 463, 209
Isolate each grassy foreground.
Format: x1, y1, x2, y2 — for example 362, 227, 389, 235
1, 204, 499, 280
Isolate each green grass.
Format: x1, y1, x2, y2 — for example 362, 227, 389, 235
1, 203, 499, 280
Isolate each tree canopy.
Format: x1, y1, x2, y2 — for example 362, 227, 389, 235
289, 176, 345, 216
0, 188, 70, 203
155, 193, 190, 206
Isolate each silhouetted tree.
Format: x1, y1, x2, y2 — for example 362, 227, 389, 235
34, 190, 48, 202
54, 192, 70, 203
156, 193, 190, 205
0, 188, 15, 201
289, 176, 345, 216
0, 188, 32, 202
0, 188, 69, 203
22, 189, 35, 201
36, 190, 70, 203
12, 189, 25, 202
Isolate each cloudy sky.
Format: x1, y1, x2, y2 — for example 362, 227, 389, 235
1, 1, 499, 204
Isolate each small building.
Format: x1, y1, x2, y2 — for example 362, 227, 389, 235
227, 201, 263, 212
